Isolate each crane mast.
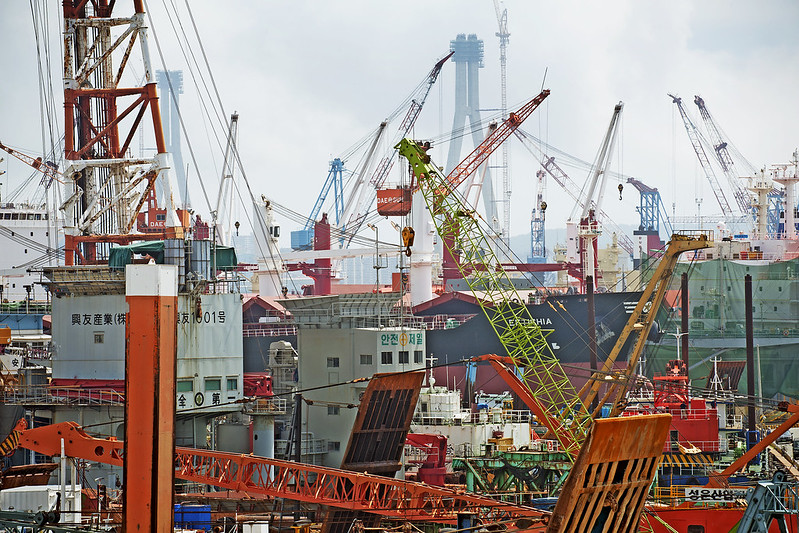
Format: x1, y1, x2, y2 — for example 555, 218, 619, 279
60, 1, 184, 265
397, 136, 591, 457
493, 0, 511, 245
669, 94, 737, 219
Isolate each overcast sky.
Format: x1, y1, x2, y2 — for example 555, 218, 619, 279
2, 1, 798, 251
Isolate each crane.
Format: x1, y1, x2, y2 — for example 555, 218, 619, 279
669, 94, 738, 221
15, 420, 542, 526
576, 231, 713, 419
290, 52, 452, 252
396, 90, 549, 295
397, 131, 593, 458
493, 0, 511, 245
626, 177, 673, 255
513, 128, 636, 262
0, 140, 61, 190
529, 170, 546, 262
693, 95, 754, 216
337, 52, 453, 246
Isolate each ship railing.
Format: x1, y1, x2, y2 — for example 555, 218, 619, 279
243, 397, 288, 415
243, 323, 298, 337
0, 302, 51, 314
479, 490, 550, 506
413, 409, 533, 426
664, 439, 723, 453
1, 385, 124, 406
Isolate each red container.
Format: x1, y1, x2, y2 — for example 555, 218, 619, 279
377, 187, 412, 216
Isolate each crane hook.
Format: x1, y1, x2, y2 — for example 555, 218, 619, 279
402, 226, 415, 257
618, 183, 623, 200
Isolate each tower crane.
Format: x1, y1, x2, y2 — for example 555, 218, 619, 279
493, 0, 511, 245
397, 127, 593, 458
669, 94, 738, 222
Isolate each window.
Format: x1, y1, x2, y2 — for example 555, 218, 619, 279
226, 377, 238, 390
93, 332, 104, 344
328, 405, 340, 415
381, 351, 393, 365
177, 380, 194, 392
398, 351, 409, 364
414, 350, 423, 364
156, 214, 166, 221
327, 357, 340, 368
360, 354, 373, 365
328, 441, 341, 451
686, 527, 704, 533
204, 378, 221, 391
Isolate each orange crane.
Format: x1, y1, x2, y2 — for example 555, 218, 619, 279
16, 420, 544, 527
0, 141, 62, 189
706, 401, 799, 488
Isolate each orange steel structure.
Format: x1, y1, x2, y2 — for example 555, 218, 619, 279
123, 265, 178, 532
706, 402, 799, 488
61, 0, 184, 265
17, 422, 546, 527
471, 354, 581, 458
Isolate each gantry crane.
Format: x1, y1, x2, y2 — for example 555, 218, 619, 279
397, 127, 593, 458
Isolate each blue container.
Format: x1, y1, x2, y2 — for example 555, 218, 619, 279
174, 503, 212, 531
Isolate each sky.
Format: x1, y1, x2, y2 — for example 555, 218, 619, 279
1, 0, 798, 254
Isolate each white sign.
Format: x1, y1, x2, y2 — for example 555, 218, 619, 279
685, 488, 748, 503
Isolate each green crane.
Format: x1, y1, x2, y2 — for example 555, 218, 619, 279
396, 137, 591, 458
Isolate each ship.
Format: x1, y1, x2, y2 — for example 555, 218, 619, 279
647, 237, 799, 400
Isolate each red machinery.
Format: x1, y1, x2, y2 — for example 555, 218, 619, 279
405, 433, 448, 486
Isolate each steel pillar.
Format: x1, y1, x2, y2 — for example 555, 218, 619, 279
124, 264, 178, 533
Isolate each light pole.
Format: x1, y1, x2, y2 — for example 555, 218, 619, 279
367, 223, 385, 328
666, 330, 689, 362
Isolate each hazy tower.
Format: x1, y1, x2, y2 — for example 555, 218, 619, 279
445, 34, 499, 236
156, 70, 188, 206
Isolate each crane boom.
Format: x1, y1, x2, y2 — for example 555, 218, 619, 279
397, 136, 591, 458
669, 94, 736, 217
693, 95, 753, 215
339, 52, 453, 245
17, 421, 543, 525
443, 90, 549, 191
577, 231, 713, 418
513, 130, 636, 257
0, 140, 62, 189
